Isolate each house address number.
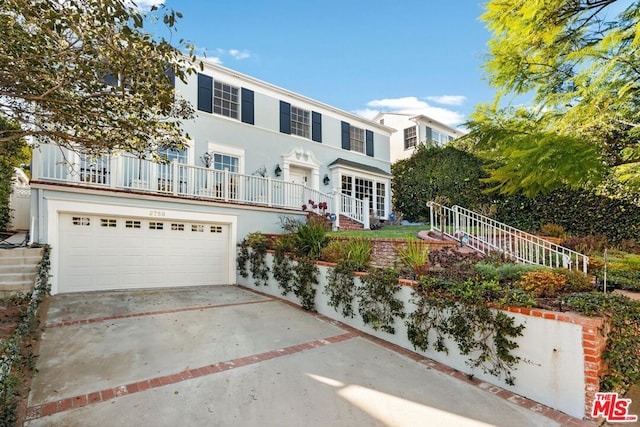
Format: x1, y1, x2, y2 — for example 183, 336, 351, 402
149, 210, 166, 217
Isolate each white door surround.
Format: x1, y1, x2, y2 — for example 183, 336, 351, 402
281, 147, 320, 190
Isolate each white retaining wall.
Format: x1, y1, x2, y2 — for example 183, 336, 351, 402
236, 252, 590, 418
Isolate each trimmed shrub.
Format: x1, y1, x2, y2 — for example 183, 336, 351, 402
494, 190, 640, 244
392, 145, 492, 222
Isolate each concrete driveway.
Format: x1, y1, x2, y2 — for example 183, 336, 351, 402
25, 286, 593, 426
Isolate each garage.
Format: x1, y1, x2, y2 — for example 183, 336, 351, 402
58, 213, 230, 293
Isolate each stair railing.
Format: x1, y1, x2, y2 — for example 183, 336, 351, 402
428, 202, 588, 273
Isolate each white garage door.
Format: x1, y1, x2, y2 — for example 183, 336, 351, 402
58, 213, 230, 293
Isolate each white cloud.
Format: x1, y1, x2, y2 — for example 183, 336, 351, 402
425, 95, 467, 106
356, 96, 465, 127
128, 0, 165, 11
228, 49, 251, 60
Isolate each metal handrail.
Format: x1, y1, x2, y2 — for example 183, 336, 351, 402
428, 201, 588, 272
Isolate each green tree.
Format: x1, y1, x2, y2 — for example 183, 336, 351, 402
392, 145, 491, 221
466, 0, 640, 196
0, 0, 198, 156
0, 116, 29, 230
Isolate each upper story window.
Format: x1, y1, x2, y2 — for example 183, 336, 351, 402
350, 126, 365, 154
290, 106, 310, 138
404, 127, 417, 150
341, 121, 374, 157
197, 73, 254, 124
214, 81, 239, 119
426, 127, 455, 145
280, 101, 322, 142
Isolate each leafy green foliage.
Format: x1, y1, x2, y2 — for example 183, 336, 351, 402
246, 233, 270, 287
357, 268, 405, 334
590, 252, 640, 291
293, 257, 319, 311
464, 106, 606, 196
469, 0, 640, 196
237, 232, 270, 286
427, 247, 482, 283
0, 0, 198, 156
494, 190, 640, 244
407, 277, 525, 385
325, 260, 357, 318
474, 262, 542, 284
391, 145, 492, 222
564, 292, 640, 393
0, 116, 29, 231
272, 241, 294, 296
294, 216, 329, 260
395, 239, 429, 279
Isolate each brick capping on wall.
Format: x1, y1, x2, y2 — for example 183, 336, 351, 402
259, 234, 458, 269
261, 249, 606, 418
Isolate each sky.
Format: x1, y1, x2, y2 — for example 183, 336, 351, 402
145, 1, 495, 129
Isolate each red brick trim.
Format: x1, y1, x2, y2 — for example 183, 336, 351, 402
239, 285, 596, 426
46, 299, 274, 328
25, 331, 357, 421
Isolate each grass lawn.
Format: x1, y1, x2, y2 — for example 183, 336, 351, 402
328, 224, 426, 239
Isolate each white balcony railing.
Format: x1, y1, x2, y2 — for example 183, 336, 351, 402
33, 145, 334, 213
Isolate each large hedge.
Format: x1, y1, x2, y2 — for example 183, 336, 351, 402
391, 145, 491, 222
494, 190, 640, 244
0, 116, 29, 231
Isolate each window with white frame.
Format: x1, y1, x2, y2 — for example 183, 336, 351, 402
350, 126, 365, 154
341, 175, 353, 196
355, 178, 373, 209
341, 174, 388, 218
213, 153, 239, 173
290, 106, 310, 138
429, 128, 454, 145
157, 147, 188, 193
404, 127, 417, 150
213, 81, 239, 119
376, 183, 386, 216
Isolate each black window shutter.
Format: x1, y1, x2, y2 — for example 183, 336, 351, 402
280, 101, 291, 134
341, 121, 350, 150
197, 73, 213, 113
311, 111, 322, 142
241, 88, 255, 125
425, 126, 433, 142
366, 130, 374, 157
165, 64, 175, 87
104, 73, 118, 87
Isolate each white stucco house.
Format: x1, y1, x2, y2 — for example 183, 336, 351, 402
374, 112, 464, 162
30, 59, 394, 294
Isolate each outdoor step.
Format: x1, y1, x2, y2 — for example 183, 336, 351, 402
0, 281, 35, 294
0, 264, 38, 274
0, 247, 43, 258
0, 272, 37, 283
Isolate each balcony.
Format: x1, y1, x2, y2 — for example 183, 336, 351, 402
31, 145, 334, 213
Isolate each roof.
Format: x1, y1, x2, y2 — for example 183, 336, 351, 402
327, 158, 392, 177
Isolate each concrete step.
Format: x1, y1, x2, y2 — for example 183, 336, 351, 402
0, 271, 37, 283
0, 264, 38, 274
0, 281, 35, 297
0, 248, 44, 266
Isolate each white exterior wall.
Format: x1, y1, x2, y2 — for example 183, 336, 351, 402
238, 253, 588, 419
375, 112, 464, 163
176, 60, 393, 190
